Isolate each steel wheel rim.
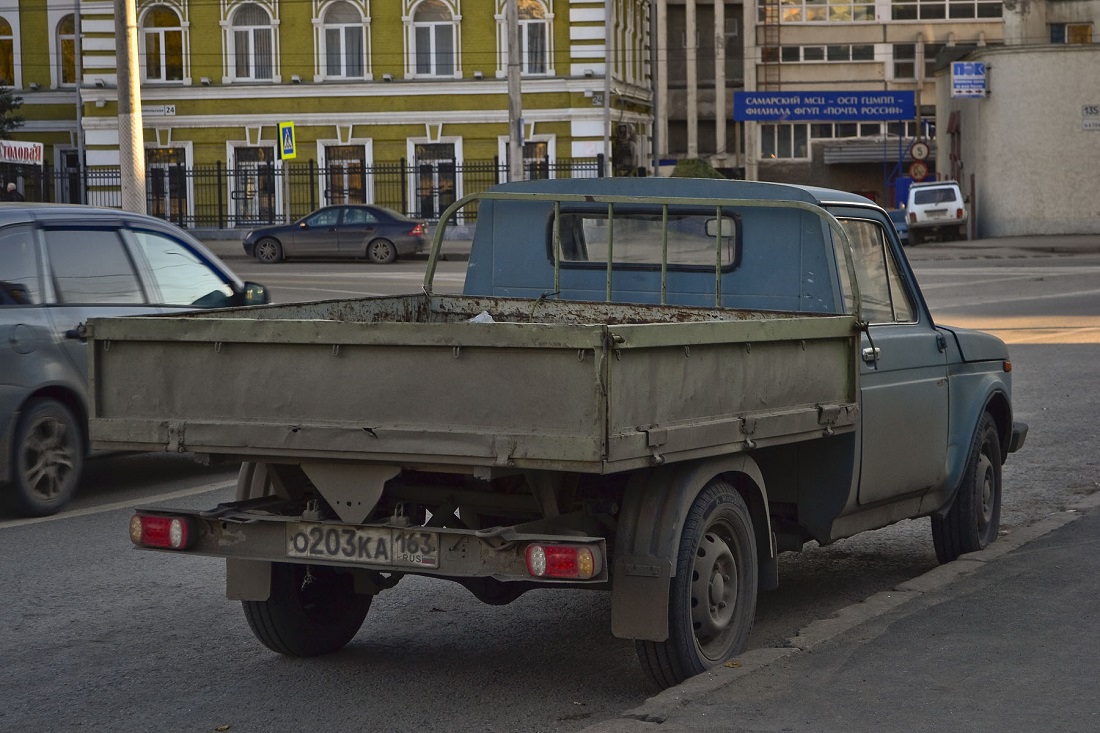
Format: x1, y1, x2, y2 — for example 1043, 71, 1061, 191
21, 414, 77, 501
689, 522, 739, 659
977, 450, 995, 531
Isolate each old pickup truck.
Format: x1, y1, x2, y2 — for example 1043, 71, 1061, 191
90, 178, 1026, 689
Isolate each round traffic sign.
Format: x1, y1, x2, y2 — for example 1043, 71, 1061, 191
909, 161, 929, 181
910, 140, 930, 161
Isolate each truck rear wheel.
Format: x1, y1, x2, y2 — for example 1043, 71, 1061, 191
932, 411, 1002, 563
243, 563, 371, 656
636, 480, 758, 688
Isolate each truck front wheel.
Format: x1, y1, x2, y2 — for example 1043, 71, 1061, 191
932, 411, 1002, 563
636, 480, 758, 688
243, 563, 371, 656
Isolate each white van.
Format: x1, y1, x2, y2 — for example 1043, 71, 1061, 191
906, 181, 968, 244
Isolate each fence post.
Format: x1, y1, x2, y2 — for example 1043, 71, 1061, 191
597, 154, 606, 178
216, 160, 225, 229
400, 157, 408, 217
309, 159, 317, 211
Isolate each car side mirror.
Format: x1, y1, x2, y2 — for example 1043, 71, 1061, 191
241, 281, 270, 306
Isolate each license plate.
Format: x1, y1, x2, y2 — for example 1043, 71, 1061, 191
286, 523, 439, 569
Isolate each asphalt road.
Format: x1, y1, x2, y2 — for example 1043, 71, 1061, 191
2, 237, 1097, 731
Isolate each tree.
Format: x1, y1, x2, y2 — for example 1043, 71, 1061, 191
0, 87, 25, 139
670, 158, 726, 179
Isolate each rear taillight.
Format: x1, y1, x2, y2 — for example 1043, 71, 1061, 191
525, 544, 602, 579
909, 212, 917, 224
956, 208, 964, 220
409, 223, 425, 236
130, 513, 195, 550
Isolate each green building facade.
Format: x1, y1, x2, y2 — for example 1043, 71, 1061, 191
4, 0, 652, 228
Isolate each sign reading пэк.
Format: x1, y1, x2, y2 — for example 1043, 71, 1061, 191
951, 62, 987, 98
733, 91, 916, 122
0, 140, 44, 166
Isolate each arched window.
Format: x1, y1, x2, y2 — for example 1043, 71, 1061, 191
322, 2, 365, 78
0, 18, 13, 86
57, 15, 76, 86
412, 0, 456, 77
142, 6, 185, 82
231, 3, 274, 81
517, 0, 548, 75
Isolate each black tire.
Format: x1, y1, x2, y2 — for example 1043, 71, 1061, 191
254, 237, 283, 264
636, 480, 758, 689
366, 238, 397, 264
243, 563, 371, 656
3, 399, 84, 517
932, 412, 1002, 564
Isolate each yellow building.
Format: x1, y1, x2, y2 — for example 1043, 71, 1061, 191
5, 1, 653, 228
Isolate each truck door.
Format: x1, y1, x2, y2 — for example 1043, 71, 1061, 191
836, 216, 949, 506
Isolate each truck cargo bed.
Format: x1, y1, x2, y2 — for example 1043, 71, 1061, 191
89, 294, 858, 472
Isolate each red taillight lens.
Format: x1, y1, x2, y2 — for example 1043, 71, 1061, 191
525, 544, 601, 579
130, 513, 195, 550
956, 208, 964, 220
409, 223, 425, 236
908, 213, 917, 224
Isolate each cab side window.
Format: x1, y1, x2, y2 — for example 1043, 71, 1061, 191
836, 218, 914, 324
131, 230, 235, 307
44, 228, 146, 305
0, 226, 42, 305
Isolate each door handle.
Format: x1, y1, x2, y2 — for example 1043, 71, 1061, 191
861, 346, 880, 363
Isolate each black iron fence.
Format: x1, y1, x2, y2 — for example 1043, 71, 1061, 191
9, 156, 604, 230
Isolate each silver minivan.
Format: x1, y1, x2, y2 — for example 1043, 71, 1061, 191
1, 204, 269, 517
906, 181, 968, 244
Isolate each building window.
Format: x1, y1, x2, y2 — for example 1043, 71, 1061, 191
322, 2, 366, 78
141, 6, 185, 82
767, 0, 876, 23
892, 43, 945, 80
325, 145, 367, 204
810, 122, 887, 139
412, 0, 457, 77
0, 17, 13, 86
891, 0, 1002, 21
761, 123, 809, 160
146, 147, 189, 225
57, 14, 76, 86
780, 44, 875, 63
1051, 24, 1093, 44
413, 141, 457, 219
230, 3, 275, 81
518, 0, 549, 75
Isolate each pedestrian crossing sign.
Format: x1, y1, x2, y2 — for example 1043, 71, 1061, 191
279, 122, 296, 160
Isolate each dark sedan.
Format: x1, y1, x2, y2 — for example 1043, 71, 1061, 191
242, 205, 427, 264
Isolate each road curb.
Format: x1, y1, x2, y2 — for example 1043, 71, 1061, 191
579, 491, 1100, 733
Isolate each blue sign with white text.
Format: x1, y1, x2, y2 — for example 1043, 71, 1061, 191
951, 62, 987, 98
733, 91, 916, 122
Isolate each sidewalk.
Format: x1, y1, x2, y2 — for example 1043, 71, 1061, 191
583, 490, 1100, 733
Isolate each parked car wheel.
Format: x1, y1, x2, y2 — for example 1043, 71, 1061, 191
932, 411, 1002, 563
636, 479, 758, 688
242, 562, 372, 656
366, 238, 397, 264
3, 399, 84, 517
255, 238, 284, 264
